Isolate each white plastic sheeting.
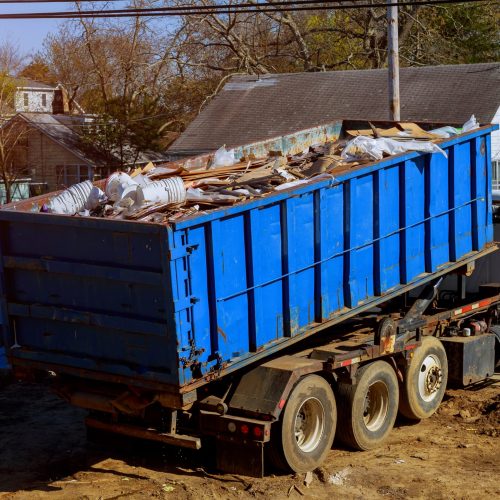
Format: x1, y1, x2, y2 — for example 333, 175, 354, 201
341, 136, 447, 162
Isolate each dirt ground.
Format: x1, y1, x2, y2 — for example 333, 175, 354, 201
0, 376, 498, 500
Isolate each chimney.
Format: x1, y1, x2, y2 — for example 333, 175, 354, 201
52, 87, 70, 114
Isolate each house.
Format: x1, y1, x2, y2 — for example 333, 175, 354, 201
3, 113, 115, 193
12, 78, 84, 115
1, 112, 171, 196
168, 63, 500, 187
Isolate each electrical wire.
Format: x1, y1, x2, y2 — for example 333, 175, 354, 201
0, 0, 125, 3
0, 0, 393, 15
0, 0, 491, 18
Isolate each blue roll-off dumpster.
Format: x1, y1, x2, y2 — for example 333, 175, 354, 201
0, 123, 496, 403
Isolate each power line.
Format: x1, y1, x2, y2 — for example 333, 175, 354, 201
0, 0, 399, 15
0, 0, 491, 18
0, 0, 125, 2
0, 1, 125, 2
0, 0, 388, 14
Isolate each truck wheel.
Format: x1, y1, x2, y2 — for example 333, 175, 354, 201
337, 360, 399, 451
269, 374, 337, 473
399, 336, 448, 420
490, 325, 500, 368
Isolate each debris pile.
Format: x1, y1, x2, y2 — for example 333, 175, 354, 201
40, 118, 479, 224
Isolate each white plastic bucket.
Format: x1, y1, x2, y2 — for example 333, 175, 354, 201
48, 180, 94, 215
105, 172, 139, 202
86, 186, 106, 210
136, 177, 186, 205
68, 180, 93, 205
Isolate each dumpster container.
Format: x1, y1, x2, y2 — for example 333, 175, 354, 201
0, 122, 496, 403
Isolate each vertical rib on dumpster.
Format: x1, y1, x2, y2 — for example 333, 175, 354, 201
249, 204, 284, 348
212, 215, 250, 361
486, 134, 493, 243
286, 192, 315, 334
348, 174, 375, 307
401, 156, 426, 284
377, 165, 400, 294
428, 148, 450, 272
453, 141, 474, 259
318, 183, 344, 320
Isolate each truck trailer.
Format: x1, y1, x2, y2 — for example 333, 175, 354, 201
0, 121, 498, 477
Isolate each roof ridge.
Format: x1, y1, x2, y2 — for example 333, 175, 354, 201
230, 62, 500, 81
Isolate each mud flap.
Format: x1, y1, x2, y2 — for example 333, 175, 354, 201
441, 334, 495, 386
216, 440, 264, 478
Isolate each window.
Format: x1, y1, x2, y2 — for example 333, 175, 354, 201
56, 165, 93, 188
493, 160, 500, 191
41, 93, 47, 107
23, 93, 29, 107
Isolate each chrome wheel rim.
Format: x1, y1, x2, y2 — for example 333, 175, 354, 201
294, 397, 325, 452
418, 354, 443, 402
363, 381, 389, 432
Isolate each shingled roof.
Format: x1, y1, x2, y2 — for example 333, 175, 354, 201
169, 63, 500, 156
17, 113, 113, 168
7, 113, 170, 167
14, 78, 56, 90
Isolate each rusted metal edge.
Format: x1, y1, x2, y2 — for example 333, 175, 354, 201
85, 416, 202, 450
9, 359, 197, 409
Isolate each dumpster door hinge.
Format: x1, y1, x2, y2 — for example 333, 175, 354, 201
168, 244, 199, 260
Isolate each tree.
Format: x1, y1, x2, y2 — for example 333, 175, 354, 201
44, 2, 179, 163
0, 75, 29, 204
0, 40, 24, 75
19, 55, 58, 85
401, 3, 500, 66
41, 0, 499, 160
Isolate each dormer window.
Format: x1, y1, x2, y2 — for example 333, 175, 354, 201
23, 93, 29, 107
41, 94, 47, 107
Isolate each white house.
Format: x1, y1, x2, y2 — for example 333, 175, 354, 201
12, 78, 84, 115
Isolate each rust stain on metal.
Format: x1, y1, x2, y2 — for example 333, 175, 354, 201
381, 333, 396, 354
217, 326, 227, 342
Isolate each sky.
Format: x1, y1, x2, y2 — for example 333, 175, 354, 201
0, 1, 128, 56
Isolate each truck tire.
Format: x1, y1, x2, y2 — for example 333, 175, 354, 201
490, 325, 500, 368
399, 336, 448, 420
337, 360, 399, 451
268, 374, 337, 473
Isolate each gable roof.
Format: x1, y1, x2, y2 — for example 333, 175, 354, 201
169, 63, 500, 156
7, 113, 170, 167
13, 78, 56, 90
16, 113, 113, 168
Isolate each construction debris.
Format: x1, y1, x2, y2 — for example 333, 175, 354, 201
39, 120, 477, 223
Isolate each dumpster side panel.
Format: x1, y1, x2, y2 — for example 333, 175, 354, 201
0, 217, 179, 386
175, 128, 494, 384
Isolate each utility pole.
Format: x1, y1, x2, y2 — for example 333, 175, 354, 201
387, 1, 400, 121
